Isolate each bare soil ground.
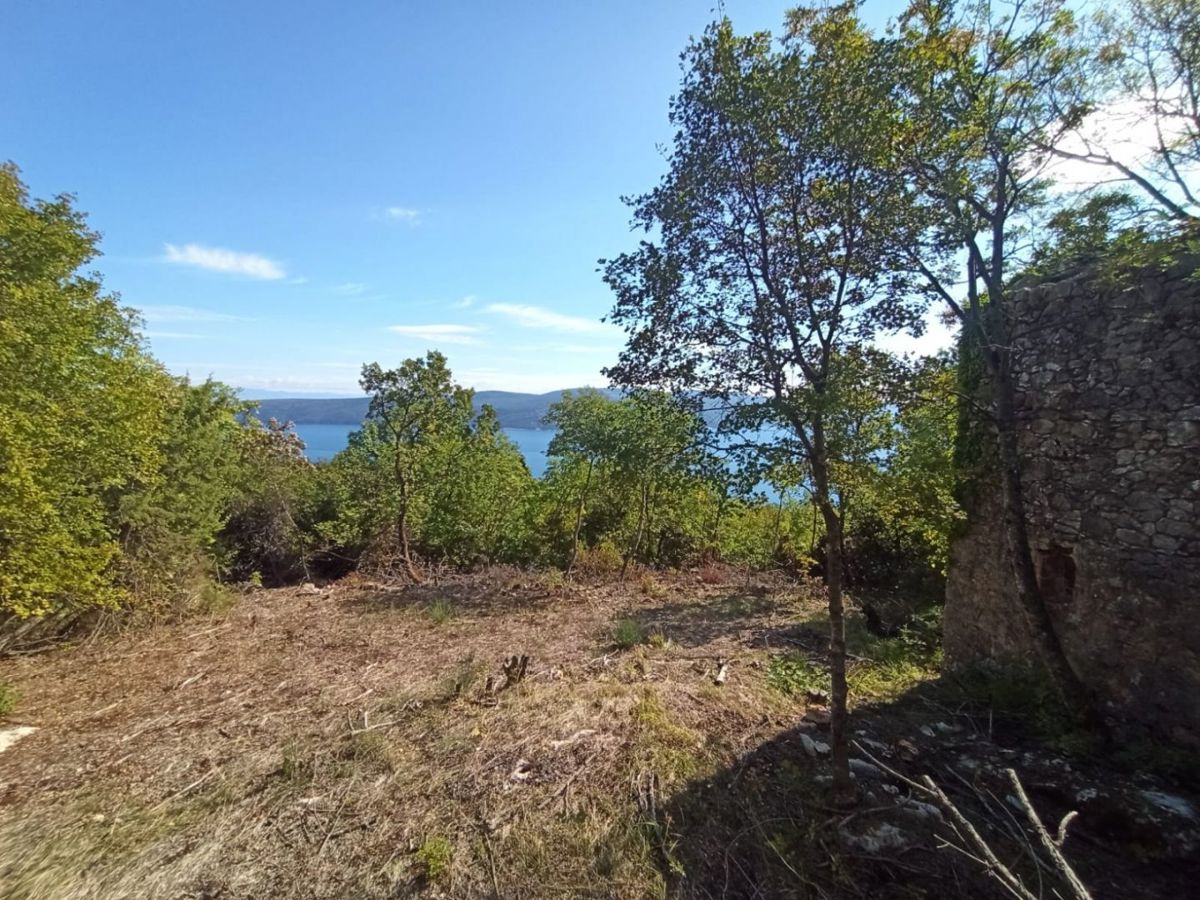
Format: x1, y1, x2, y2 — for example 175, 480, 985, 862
1, 570, 1197, 899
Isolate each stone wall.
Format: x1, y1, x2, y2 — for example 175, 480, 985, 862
944, 260, 1200, 747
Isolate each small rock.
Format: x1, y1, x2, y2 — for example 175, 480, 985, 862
898, 797, 944, 822
799, 733, 831, 758
843, 823, 911, 854
857, 737, 891, 755
849, 758, 883, 780
804, 705, 832, 725
298, 582, 322, 596
1141, 790, 1198, 821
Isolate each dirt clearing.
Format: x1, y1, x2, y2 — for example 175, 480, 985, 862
1, 570, 1195, 898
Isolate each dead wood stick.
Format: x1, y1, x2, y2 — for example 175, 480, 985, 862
150, 769, 218, 813
1004, 769, 1092, 900
317, 777, 356, 858
852, 742, 1037, 900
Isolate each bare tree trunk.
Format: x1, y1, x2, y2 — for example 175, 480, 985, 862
394, 457, 422, 583
771, 487, 787, 561
565, 459, 593, 577
621, 480, 650, 580
812, 444, 853, 804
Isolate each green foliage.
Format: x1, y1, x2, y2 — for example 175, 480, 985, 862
425, 597, 456, 625
0, 164, 166, 617
610, 618, 646, 650
0, 167, 329, 622
0, 681, 17, 717
766, 654, 828, 697
415, 835, 452, 882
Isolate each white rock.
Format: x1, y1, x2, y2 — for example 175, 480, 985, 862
1141, 790, 1198, 820
844, 823, 910, 854
0, 726, 36, 754
899, 797, 944, 822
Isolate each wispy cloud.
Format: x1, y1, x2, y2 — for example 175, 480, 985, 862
380, 206, 421, 225
454, 295, 477, 308
144, 330, 205, 340
485, 303, 616, 335
163, 243, 285, 280
334, 282, 369, 296
137, 304, 248, 323
387, 323, 483, 345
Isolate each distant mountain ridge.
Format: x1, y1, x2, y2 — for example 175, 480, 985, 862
253, 388, 618, 431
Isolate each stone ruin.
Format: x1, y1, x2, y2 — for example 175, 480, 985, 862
944, 258, 1200, 747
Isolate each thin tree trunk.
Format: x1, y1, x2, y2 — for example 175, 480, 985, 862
811, 444, 854, 804
565, 459, 594, 577
394, 456, 422, 583
771, 487, 787, 561
621, 480, 649, 580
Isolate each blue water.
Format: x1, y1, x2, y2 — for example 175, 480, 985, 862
293, 423, 556, 478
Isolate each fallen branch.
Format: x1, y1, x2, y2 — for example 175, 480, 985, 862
851, 742, 1092, 900
1004, 768, 1090, 900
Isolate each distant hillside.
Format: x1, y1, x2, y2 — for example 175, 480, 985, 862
253, 388, 619, 430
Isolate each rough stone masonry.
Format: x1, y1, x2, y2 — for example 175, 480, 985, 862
944, 258, 1200, 747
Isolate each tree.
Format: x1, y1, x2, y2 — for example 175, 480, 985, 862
1052, 0, 1199, 222
610, 392, 706, 578
117, 378, 256, 603
545, 389, 621, 575
602, 11, 924, 802
422, 404, 536, 565
888, 0, 1098, 716
356, 352, 475, 582
0, 164, 166, 617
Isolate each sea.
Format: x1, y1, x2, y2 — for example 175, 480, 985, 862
293, 423, 556, 478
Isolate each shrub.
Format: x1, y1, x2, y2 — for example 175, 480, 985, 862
611, 618, 645, 650
766, 654, 828, 697
0, 681, 17, 717
415, 835, 452, 881
574, 543, 624, 578
425, 597, 456, 625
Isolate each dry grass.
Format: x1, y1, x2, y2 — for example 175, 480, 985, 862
2, 569, 1193, 899
0, 570, 819, 898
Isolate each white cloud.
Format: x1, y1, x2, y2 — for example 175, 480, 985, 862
454, 295, 477, 308
137, 304, 247, 323
1041, 95, 1198, 203
335, 282, 369, 296
387, 323, 483, 345
163, 243, 285, 280
455, 366, 610, 394
874, 309, 958, 358
382, 206, 421, 224
485, 303, 617, 335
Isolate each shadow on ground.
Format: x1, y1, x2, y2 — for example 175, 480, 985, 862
657, 680, 1200, 900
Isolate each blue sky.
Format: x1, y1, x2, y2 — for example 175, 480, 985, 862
6, 0, 926, 395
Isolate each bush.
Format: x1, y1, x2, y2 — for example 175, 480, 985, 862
766, 654, 828, 696
611, 618, 646, 650
425, 597, 456, 625
415, 835, 452, 882
0, 681, 17, 717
